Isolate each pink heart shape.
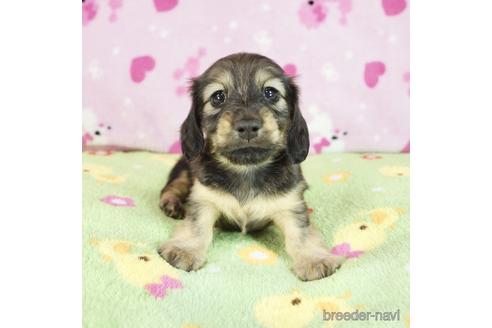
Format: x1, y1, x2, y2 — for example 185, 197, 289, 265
401, 141, 410, 153
130, 56, 155, 83
175, 85, 189, 96
168, 140, 182, 154
283, 64, 297, 77
382, 0, 407, 16
364, 61, 386, 88
153, 0, 179, 12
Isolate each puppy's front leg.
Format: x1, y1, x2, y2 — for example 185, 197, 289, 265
158, 203, 219, 271
273, 210, 344, 281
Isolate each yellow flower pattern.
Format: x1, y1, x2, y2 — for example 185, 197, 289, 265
323, 172, 351, 185
379, 166, 410, 177
83, 163, 126, 184
239, 246, 278, 265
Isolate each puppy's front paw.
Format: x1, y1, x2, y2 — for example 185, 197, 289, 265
293, 254, 344, 281
159, 194, 185, 220
158, 242, 204, 272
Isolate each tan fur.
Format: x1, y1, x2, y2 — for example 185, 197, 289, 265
207, 70, 234, 93
190, 180, 305, 232
264, 77, 288, 112
255, 69, 279, 89
158, 205, 218, 271
259, 108, 281, 143
202, 102, 218, 117
213, 112, 233, 149
201, 71, 234, 116
159, 170, 191, 219
210, 108, 282, 156
161, 179, 341, 280
160, 171, 190, 199
255, 69, 288, 112
202, 82, 225, 102
201, 70, 235, 114
272, 215, 345, 281
264, 77, 286, 97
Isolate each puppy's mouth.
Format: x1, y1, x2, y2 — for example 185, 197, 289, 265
220, 146, 274, 165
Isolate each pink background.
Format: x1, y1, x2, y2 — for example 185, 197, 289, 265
83, 0, 409, 154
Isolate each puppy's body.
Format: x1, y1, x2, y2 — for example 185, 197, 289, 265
164, 150, 306, 233
158, 53, 343, 281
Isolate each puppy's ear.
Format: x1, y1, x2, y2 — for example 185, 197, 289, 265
180, 80, 204, 161
286, 80, 310, 164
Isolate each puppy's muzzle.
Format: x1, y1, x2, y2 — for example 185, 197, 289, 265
234, 118, 262, 141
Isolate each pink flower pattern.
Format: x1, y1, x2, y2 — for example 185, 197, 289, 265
331, 243, 364, 259
100, 195, 135, 207
145, 275, 183, 299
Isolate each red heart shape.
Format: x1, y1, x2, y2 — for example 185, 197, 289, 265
382, 0, 407, 16
364, 61, 386, 88
130, 56, 155, 83
153, 0, 179, 12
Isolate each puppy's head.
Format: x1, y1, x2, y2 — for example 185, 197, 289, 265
180, 53, 309, 165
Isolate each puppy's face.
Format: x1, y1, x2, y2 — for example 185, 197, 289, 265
180, 53, 309, 165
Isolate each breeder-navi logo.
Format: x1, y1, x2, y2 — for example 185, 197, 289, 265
323, 309, 400, 322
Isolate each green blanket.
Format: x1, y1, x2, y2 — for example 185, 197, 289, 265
83, 152, 409, 328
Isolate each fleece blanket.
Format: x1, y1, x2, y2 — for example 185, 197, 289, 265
83, 151, 409, 328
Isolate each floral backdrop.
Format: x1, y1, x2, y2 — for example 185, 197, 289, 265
83, 0, 409, 154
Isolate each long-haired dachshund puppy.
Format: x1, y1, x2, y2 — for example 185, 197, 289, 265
158, 53, 343, 281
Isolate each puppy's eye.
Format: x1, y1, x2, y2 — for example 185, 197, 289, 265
210, 90, 226, 107
263, 87, 279, 102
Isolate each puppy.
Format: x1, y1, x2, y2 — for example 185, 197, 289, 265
158, 53, 343, 281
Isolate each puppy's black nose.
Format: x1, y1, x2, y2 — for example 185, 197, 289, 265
234, 119, 262, 141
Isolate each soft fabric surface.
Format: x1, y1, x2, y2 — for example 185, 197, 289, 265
83, 0, 409, 153
83, 151, 409, 328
